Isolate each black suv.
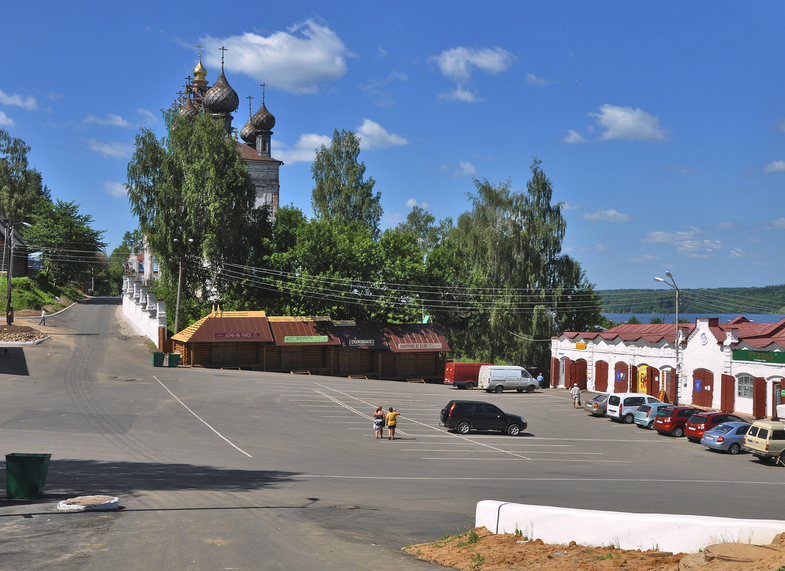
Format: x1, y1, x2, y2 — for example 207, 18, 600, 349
440, 400, 527, 436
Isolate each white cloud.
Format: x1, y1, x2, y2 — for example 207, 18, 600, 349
594, 244, 609, 251
103, 181, 127, 197
438, 86, 482, 103
272, 133, 331, 164
0, 111, 13, 126
456, 161, 477, 176
643, 227, 724, 258
430, 46, 515, 83
201, 19, 355, 95
765, 160, 785, 172
377, 47, 387, 58
0, 88, 37, 110
355, 119, 407, 150
87, 138, 134, 159
776, 119, 785, 132
405, 198, 430, 209
767, 218, 785, 230
581, 209, 633, 224
591, 105, 669, 142
526, 73, 551, 87
728, 248, 743, 258
137, 109, 157, 125
83, 113, 132, 128
629, 254, 659, 263
562, 129, 587, 144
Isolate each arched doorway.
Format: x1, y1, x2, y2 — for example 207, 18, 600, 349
569, 359, 588, 390
638, 365, 660, 396
692, 369, 714, 408
595, 361, 609, 392
614, 362, 629, 393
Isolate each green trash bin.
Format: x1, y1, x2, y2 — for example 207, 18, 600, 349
6, 453, 52, 499
152, 352, 165, 367
168, 353, 180, 367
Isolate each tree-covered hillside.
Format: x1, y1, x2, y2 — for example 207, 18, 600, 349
599, 284, 785, 315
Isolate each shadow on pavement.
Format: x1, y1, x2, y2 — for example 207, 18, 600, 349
0, 347, 29, 376
0, 459, 300, 509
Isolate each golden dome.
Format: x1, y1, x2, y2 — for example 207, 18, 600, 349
193, 55, 207, 81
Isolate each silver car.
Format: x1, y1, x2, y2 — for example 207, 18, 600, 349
634, 403, 672, 429
584, 394, 609, 416
702, 422, 751, 455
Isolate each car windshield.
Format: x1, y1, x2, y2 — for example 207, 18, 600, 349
657, 409, 674, 418
638, 405, 651, 413
608, 396, 620, 406
592, 395, 608, 403
687, 415, 706, 425
710, 424, 734, 434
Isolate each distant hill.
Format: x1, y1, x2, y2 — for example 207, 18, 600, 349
598, 284, 785, 315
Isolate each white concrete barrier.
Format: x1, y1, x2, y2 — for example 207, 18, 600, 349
476, 500, 785, 553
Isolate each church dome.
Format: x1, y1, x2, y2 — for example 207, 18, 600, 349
193, 56, 207, 81
204, 69, 239, 114
240, 114, 257, 144
178, 99, 200, 120
252, 101, 275, 132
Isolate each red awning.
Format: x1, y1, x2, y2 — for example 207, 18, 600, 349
186, 316, 273, 343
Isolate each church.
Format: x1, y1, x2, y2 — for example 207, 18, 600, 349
176, 47, 283, 217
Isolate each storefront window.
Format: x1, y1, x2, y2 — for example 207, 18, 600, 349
737, 374, 753, 398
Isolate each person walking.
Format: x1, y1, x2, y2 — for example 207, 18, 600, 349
39, 308, 46, 326
373, 406, 385, 439
386, 407, 400, 440
570, 383, 581, 408
536, 372, 544, 388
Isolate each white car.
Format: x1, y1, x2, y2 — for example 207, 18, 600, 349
477, 365, 538, 393
606, 393, 662, 423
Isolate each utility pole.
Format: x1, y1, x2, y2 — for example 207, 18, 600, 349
5, 224, 14, 324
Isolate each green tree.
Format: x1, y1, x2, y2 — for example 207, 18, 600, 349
23, 200, 106, 287
0, 130, 51, 225
126, 111, 261, 330
311, 129, 382, 237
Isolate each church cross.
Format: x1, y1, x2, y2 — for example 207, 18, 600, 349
260, 82, 266, 103
246, 94, 254, 114
219, 46, 228, 66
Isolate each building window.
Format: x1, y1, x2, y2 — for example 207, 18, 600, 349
737, 374, 753, 398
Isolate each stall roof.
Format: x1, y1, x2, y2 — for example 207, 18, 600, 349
384, 323, 450, 353
269, 319, 342, 346
172, 309, 273, 343
328, 321, 388, 350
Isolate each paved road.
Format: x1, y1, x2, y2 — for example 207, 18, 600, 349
1, 300, 784, 570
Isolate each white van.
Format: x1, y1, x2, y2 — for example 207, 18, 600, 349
477, 365, 538, 393
606, 392, 662, 423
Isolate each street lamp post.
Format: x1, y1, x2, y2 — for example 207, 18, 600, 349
654, 272, 680, 405
4, 220, 30, 325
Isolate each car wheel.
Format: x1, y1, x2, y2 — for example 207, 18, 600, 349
465, 382, 473, 390
623, 413, 634, 424
495, 385, 504, 393
727, 443, 740, 455
779, 451, 785, 466
506, 424, 521, 436
517, 388, 524, 393
456, 422, 471, 435
526, 384, 535, 393
672, 426, 684, 437
647, 421, 654, 429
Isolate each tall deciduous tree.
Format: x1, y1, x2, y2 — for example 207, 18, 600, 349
0, 130, 51, 225
311, 129, 382, 237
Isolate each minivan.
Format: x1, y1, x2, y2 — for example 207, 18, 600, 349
444, 362, 491, 390
606, 393, 662, 423
477, 365, 538, 393
742, 420, 785, 464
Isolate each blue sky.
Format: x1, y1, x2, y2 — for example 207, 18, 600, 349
2, 1, 784, 290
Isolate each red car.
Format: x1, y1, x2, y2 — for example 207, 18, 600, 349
653, 406, 700, 437
685, 412, 746, 443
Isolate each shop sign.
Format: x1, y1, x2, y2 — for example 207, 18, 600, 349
398, 342, 442, 350
575, 342, 586, 350
733, 350, 785, 364
285, 335, 329, 343
214, 332, 260, 339
349, 339, 374, 347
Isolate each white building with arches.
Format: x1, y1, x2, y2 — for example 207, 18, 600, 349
550, 316, 785, 419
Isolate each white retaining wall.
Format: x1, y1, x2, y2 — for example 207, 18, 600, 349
476, 500, 785, 553
121, 276, 166, 346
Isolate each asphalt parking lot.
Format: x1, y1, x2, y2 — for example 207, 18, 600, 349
2, 300, 785, 570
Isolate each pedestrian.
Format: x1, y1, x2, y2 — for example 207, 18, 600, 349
373, 406, 385, 439
386, 407, 400, 440
39, 308, 46, 326
536, 372, 544, 388
570, 383, 581, 408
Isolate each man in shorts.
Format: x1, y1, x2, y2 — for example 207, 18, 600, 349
570, 383, 581, 408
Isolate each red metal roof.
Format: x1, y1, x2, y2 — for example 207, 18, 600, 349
236, 142, 284, 164
269, 320, 341, 346
383, 323, 450, 353
186, 316, 273, 343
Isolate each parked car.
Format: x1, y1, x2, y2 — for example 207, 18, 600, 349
742, 420, 785, 464
584, 394, 609, 417
440, 400, 527, 436
607, 393, 663, 423
444, 362, 491, 390
700, 422, 751, 455
477, 365, 538, 393
685, 412, 747, 443
654, 406, 701, 437
634, 402, 672, 429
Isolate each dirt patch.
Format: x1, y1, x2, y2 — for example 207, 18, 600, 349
404, 527, 785, 570
0, 324, 47, 343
